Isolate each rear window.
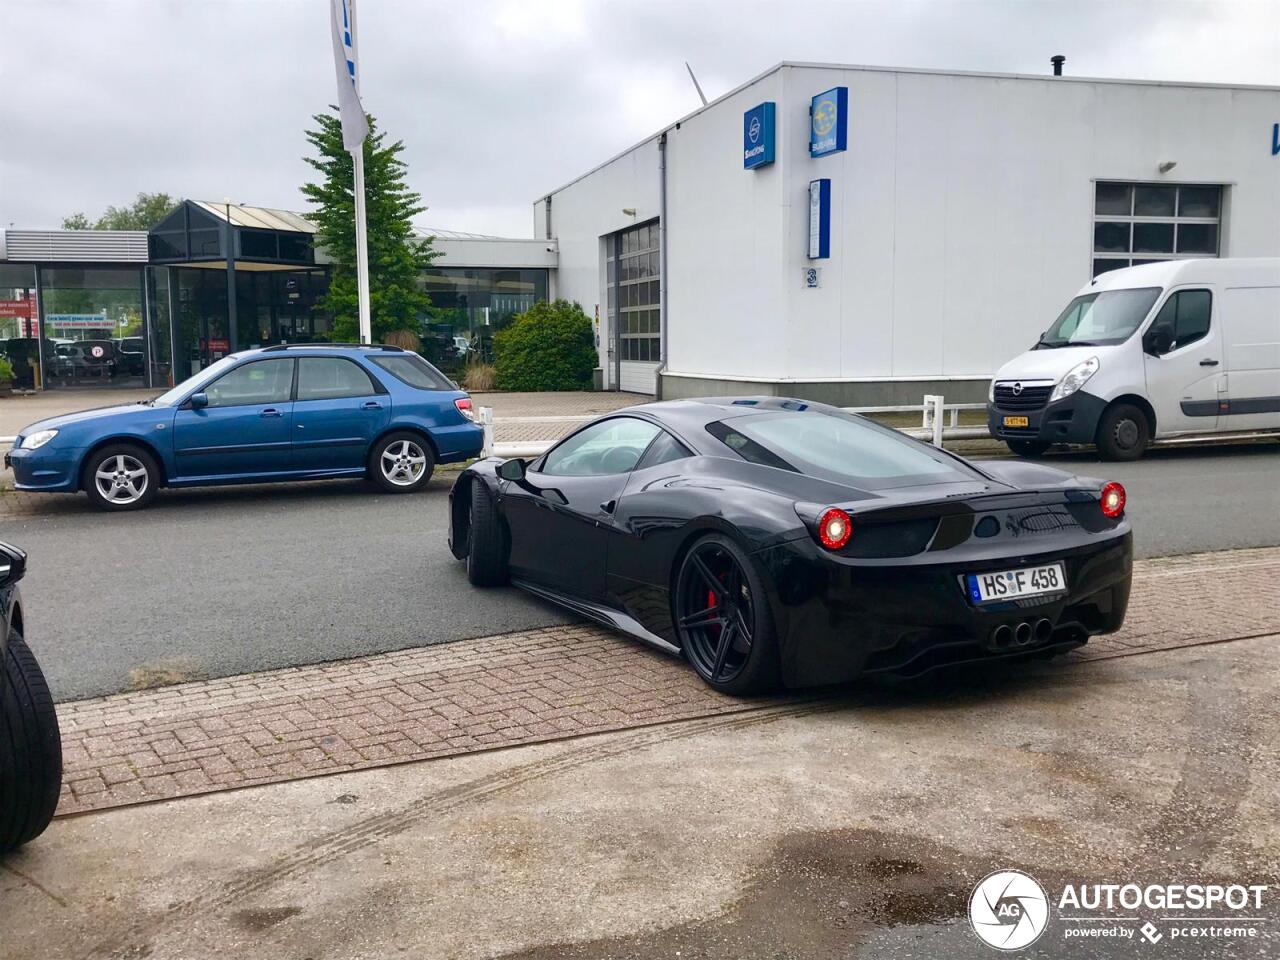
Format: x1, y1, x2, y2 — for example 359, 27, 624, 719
369, 353, 454, 390
708, 411, 975, 488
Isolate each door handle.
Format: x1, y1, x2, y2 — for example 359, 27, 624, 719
260, 408, 282, 418
1199, 359, 1219, 367
600, 499, 617, 514
362, 401, 383, 410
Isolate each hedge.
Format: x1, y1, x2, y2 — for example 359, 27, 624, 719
493, 299, 597, 391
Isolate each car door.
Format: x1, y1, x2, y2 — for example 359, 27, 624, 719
1142, 287, 1222, 435
171, 357, 296, 481
292, 356, 390, 473
501, 417, 662, 601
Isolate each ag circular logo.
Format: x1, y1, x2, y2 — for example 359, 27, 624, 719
748, 115, 761, 143
1011, 381, 1024, 395
969, 870, 1049, 950
812, 99, 836, 136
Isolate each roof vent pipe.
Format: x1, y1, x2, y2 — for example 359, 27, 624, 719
1051, 55, 1065, 76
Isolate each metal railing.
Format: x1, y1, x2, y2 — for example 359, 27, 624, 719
478, 394, 991, 459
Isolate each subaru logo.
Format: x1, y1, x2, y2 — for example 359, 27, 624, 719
748, 115, 761, 143
1012, 382, 1024, 396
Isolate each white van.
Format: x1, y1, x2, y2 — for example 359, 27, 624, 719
987, 258, 1280, 460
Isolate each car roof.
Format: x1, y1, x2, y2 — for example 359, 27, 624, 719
620, 396, 849, 432
229, 343, 408, 360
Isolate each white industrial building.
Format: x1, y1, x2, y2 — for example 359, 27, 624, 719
535, 61, 1280, 401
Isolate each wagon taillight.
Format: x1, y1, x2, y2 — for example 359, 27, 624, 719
455, 397, 477, 422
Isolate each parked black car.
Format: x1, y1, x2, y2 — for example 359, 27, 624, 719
450, 397, 1132, 695
0, 543, 61, 853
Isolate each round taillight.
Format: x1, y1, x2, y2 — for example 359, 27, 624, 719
818, 507, 852, 550
1100, 481, 1126, 519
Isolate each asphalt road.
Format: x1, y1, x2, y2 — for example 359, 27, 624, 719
2, 443, 1277, 702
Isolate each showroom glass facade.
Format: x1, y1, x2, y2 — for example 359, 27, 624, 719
420, 266, 549, 359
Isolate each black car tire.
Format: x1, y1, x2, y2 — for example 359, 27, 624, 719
1006, 439, 1050, 459
369, 432, 435, 493
1096, 403, 1150, 461
81, 443, 160, 511
0, 630, 63, 854
466, 478, 509, 587
675, 533, 781, 696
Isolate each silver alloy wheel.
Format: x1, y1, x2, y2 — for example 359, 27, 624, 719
380, 439, 427, 487
94, 454, 149, 505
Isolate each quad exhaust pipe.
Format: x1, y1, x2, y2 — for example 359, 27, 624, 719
990, 618, 1054, 648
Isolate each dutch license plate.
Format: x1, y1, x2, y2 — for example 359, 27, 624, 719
966, 562, 1066, 604
1003, 415, 1030, 428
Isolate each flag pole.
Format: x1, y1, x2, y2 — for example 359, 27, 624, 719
350, 0, 372, 345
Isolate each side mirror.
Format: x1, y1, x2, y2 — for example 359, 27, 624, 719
1145, 326, 1173, 356
497, 458, 527, 481
189, 391, 209, 410
0, 542, 27, 585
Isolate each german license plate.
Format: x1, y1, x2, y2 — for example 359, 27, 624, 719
966, 563, 1066, 603
1002, 415, 1029, 428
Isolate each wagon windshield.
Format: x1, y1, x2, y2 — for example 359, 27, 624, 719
709, 410, 979, 488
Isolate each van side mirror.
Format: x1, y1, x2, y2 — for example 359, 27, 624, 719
1144, 326, 1173, 356
189, 391, 209, 409
497, 458, 527, 481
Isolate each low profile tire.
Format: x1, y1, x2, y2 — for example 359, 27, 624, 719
1006, 439, 1050, 459
0, 630, 63, 854
1096, 403, 1150, 462
369, 432, 435, 493
674, 533, 780, 696
466, 478, 509, 587
82, 443, 159, 511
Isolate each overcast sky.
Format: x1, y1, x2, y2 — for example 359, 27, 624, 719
2, 0, 1277, 237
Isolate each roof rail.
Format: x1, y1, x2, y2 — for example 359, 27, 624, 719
259, 342, 404, 352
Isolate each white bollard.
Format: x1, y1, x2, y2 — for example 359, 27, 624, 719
922, 394, 945, 447
479, 406, 494, 459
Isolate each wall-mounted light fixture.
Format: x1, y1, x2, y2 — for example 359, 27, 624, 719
1158, 161, 1178, 174
622, 208, 637, 217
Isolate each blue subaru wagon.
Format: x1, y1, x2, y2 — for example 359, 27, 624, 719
4, 344, 484, 511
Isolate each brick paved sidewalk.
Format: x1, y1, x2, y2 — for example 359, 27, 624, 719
54, 547, 1280, 817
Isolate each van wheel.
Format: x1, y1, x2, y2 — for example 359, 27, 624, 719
0, 630, 63, 853
1007, 440, 1050, 459
1096, 403, 1149, 461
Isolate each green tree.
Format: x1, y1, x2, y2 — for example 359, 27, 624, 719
301, 108, 436, 343
63, 192, 176, 230
494, 300, 598, 391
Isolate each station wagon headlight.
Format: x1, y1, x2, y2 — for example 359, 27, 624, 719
21, 429, 58, 450
1049, 357, 1099, 403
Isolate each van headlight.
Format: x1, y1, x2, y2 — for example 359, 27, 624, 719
988, 379, 996, 403
20, 429, 58, 450
1049, 357, 1099, 403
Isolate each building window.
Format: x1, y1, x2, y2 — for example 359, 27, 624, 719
608, 220, 660, 363
1092, 182, 1222, 277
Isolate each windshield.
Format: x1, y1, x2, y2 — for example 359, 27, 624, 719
709, 410, 977, 489
1039, 287, 1161, 348
151, 354, 241, 406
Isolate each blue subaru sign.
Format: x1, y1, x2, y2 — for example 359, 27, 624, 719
809, 87, 848, 158
743, 102, 776, 169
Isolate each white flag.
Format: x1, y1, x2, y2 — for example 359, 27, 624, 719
329, 0, 369, 151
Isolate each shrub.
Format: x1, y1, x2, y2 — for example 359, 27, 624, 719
494, 299, 597, 391
0, 358, 13, 381
462, 359, 496, 392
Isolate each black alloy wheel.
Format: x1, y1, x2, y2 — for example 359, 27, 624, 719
674, 534, 778, 694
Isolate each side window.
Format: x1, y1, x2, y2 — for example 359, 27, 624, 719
204, 359, 294, 408
540, 417, 661, 477
1151, 290, 1212, 352
297, 357, 376, 401
634, 430, 691, 470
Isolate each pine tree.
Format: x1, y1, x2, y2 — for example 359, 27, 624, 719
301, 108, 436, 343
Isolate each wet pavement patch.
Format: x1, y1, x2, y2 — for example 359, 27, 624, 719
496, 827, 973, 960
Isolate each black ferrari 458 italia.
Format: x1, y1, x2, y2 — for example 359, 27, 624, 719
449, 397, 1132, 695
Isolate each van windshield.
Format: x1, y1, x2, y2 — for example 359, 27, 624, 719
1037, 287, 1161, 348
